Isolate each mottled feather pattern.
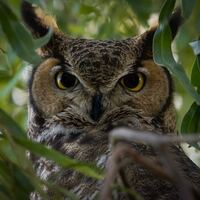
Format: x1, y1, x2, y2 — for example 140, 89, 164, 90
21, 1, 200, 199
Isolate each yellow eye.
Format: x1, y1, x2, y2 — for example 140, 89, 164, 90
55, 71, 78, 90
120, 73, 145, 92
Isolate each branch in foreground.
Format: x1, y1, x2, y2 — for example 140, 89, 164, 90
110, 128, 200, 146
99, 128, 200, 200
99, 143, 173, 200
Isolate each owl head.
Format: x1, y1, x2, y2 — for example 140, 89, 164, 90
21, 1, 182, 147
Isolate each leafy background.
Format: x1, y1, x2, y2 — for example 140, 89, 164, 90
0, 0, 200, 199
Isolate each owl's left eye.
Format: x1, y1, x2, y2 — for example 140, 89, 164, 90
55, 71, 78, 90
120, 72, 145, 92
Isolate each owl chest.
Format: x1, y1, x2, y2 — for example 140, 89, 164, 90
32, 139, 179, 200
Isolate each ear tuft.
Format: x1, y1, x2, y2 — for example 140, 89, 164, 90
21, 1, 66, 58
137, 8, 183, 59
21, 1, 58, 38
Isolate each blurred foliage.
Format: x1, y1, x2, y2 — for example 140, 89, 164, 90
181, 40, 200, 148
0, 0, 200, 199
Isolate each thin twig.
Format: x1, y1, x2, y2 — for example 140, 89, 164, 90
99, 143, 172, 200
110, 128, 200, 146
99, 150, 119, 200
99, 128, 200, 200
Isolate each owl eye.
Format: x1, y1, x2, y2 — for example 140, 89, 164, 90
55, 71, 78, 90
120, 72, 145, 92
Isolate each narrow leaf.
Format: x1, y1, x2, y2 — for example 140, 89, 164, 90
181, 0, 196, 18
191, 55, 200, 93
0, 2, 41, 64
181, 103, 200, 133
33, 28, 52, 49
0, 139, 18, 164
0, 108, 26, 139
0, 2, 51, 65
153, 0, 200, 104
0, 108, 103, 180
159, 0, 175, 23
181, 102, 200, 149
16, 137, 103, 180
0, 66, 25, 99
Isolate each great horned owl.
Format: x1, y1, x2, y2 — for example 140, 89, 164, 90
21, 1, 200, 200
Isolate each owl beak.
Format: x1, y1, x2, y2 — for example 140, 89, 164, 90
90, 93, 103, 122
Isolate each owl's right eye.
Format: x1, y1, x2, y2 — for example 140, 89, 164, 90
55, 71, 78, 90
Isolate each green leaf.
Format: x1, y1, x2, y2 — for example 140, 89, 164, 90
0, 108, 26, 139
0, 139, 18, 164
0, 110, 30, 170
0, 108, 102, 199
12, 166, 34, 199
153, 22, 174, 65
182, 41, 200, 149
181, 0, 196, 18
0, 108, 103, 180
191, 55, 200, 93
0, 1, 52, 65
158, 0, 175, 23
16, 137, 103, 180
153, 0, 200, 104
181, 102, 200, 149
33, 28, 52, 49
0, 2, 41, 64
0, 65, 25, 99
181, 102, 200, 133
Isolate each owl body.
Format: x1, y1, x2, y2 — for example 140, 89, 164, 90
22, 1, 200, 200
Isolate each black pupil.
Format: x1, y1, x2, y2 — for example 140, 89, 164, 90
123, 73, 139, 88
59, 72, 76, 88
